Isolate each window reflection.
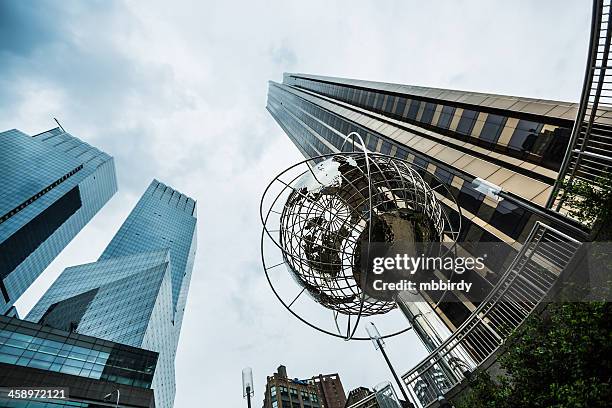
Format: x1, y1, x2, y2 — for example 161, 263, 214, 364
489, 199, 529, 240
458, 184, 485, 215
508, 120, 543, 151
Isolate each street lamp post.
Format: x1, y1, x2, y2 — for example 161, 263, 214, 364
242, 367, 254, 408
366, 322, 411, 405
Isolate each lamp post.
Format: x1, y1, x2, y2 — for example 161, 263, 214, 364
366, 322, 411, 404
103, 389, 120, 408
242, 367, 254, 408
437, 395, 453, 408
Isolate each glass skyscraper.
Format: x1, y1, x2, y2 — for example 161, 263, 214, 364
267, 73, 586, 350
0, 127, 117, 315
27, 179, 198, 408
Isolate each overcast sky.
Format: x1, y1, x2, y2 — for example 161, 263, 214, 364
0, 0, 591, 406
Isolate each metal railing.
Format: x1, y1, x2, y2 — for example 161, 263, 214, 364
400, 222, 581, 407
548, 0, 612, 210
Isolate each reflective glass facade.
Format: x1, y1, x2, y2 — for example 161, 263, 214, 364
26, 181, 197, 408
0, 128, 117, 314
0, 316, 157, 407
267, 73, 583, 347
0, 315, 158, 388
98, 180, 198, 340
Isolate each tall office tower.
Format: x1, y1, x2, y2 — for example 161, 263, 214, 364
267, 73, 585, 349
0, 127, 117, 315
262, 365, 323, 408
26, 180, 198, 408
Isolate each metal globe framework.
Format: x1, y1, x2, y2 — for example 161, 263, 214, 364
260, 133, 462, 340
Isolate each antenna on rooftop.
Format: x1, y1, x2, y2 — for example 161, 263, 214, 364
53, 117, 66, 132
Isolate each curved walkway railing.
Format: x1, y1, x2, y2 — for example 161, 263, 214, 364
400, 222, 581, 407
548, 0, 612, 210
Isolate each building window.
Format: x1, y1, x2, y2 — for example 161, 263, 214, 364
367, 92, 376, 109
347, 88, 355, 102
420, 102, 437, 125
438, 292, 472, 327
381, 140, 392, 155
437, 106, 455, 129
431, 168, 453, 197
394, 98, 408, 117
477, 230, 515, 273
541, 126, 571, 169
479, 114, 507, 144
366, 134, 378, 151
384, 95, 395, 113
456, 109, 479, 135
375, 93, 385, 112
407, 100, 421, 120
458, 184, 485, 215
412, 156, 429, 176
394, 148, 408, 159
508, 120, 543, 152
489, 199, 530, 239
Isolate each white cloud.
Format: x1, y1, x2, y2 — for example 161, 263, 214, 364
1, 0, 591, 406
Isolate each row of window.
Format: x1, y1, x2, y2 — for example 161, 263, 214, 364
0, 326, 155, 388
290, 77, 571, 171
269, 384, 320, 408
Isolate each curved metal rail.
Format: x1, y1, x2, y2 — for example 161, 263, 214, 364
548, 0, 612, 210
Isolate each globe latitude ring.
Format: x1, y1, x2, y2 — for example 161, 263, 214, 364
260, 146, 461, 340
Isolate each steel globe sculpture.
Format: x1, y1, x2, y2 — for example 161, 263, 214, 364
260, 133, 460, 340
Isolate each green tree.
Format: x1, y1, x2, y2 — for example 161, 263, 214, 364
454, 302, 612, 408
561, 174, 612, 238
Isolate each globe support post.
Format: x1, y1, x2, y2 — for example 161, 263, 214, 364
378, 343, 410, 405
367, 322, 411, 404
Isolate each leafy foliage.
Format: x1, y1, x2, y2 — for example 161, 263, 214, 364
561, 174, 612, 227
454, 302, 612, 408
